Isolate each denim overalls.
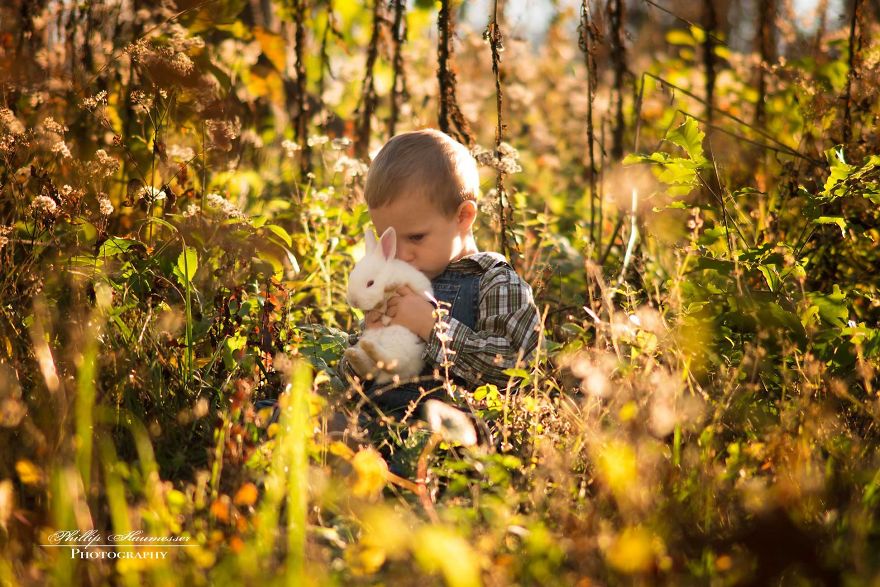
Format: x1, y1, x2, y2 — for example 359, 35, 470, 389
255, 263, 484, 425
365, 265, 482, 416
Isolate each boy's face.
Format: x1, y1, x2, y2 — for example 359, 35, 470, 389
369, 191, 475, 280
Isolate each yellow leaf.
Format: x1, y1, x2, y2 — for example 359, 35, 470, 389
244, 64, 285, 106
606, 526, 662, 574
329, 440, 355, 460
413, 525, 482, 587
358, 505, 412, 556
0, 479, 13, 530
595, 441, 637, 496
253, 27, 286, 72
351, 448, 388, 499
16, 460, 43, 486
233, 482, 259, 507
345, 544, 386, 576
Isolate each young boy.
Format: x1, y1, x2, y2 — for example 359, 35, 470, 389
339, 128, 540, 418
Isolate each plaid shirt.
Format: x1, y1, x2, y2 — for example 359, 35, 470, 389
339, 252, 540, 389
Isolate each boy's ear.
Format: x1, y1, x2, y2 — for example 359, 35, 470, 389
456, 201, 477, 231
364, 228, 377, 252
379, 227, 397, 260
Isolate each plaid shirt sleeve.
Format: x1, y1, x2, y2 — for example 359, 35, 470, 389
422, 265, 540, 388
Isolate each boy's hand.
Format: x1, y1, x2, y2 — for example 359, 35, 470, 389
384, 285, 436, 341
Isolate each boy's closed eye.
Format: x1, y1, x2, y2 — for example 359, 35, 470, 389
407, 234, 425, 242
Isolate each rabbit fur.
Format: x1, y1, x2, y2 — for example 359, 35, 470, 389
344, 227, 434, 384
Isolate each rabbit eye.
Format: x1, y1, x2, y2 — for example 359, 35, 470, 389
366, 280, 374, 287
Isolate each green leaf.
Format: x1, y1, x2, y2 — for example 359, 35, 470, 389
263, 224, 292, 247
665, 117, 706, 163
176, 246, 199, 284
822, 146, 854, 199
694, 257, 736, 274
813, 216, 848, 237
503, 368, 531, 382
98, 237, 142, 257
808, 285, 849, 327
622, 153, 648, 166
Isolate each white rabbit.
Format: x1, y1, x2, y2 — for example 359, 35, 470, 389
344, 226, 434, 384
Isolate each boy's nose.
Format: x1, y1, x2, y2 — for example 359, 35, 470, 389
397, 243, 415, 263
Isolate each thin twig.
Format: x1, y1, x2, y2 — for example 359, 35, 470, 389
643, 72, 821, 164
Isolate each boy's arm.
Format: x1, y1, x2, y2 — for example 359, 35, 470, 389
422, 268, 540, 388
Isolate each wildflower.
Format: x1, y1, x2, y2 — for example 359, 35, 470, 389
281, 139, 301, 157
182, 203, 200, 218
0, 108, 24, 135
41, 116, 67, 136
92, 149, 119, 177
331, 137, 352, 150
307, 135, 329, 147
30, 195, 58, 216
170, 52, 194, 75
28, 92, 48, 108
333, 155, 369, 179
313, 186, 334, 202
138, 186, 165, 204
206, 193, 245, 220
206, 118, 240, 151
0, 226, 11, 251
473, 143, 522, 175
130, 90, 153, 114
167, 144, 195, 162
81, 91, 108, 110
98, 194, 114, 216
51, 140, 71, 159
423, 399, 478, 446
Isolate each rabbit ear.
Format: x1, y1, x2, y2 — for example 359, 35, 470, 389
379, 227, 397, 260
364, 228, 377, 252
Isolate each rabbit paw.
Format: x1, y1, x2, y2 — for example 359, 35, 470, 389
344, 346, 376, 379
359, 339, 399, 373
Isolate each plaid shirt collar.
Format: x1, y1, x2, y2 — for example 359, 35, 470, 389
445, 251, 509, 274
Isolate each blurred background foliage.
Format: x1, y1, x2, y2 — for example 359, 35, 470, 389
0, 0, 879, 584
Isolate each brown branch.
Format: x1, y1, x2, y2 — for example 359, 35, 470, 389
293, 0, 312, 175
754, 0, 776, 125
356, 0, 383, 160
842, 0, 863, 145
703, 0, 717, 123
579, 0, 601, 255
437, 0, 475, 147
388, 0, 408, 137
606, 0, 627, 161
487, 0, 517, 262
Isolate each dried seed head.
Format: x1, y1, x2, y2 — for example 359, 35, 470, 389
51, 140, 71, 159
205, 193, 246, 220
98, 194, 114, 216
30, 195, 58, 216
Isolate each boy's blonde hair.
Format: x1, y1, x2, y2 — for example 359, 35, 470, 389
364, 129, 479, 217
